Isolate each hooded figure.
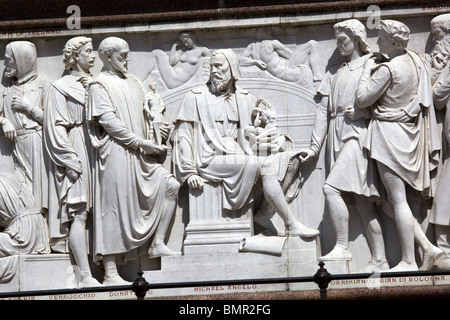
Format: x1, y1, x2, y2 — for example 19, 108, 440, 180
1, 41, 49, 212
215, 49, 241, 81
5, 41, 38, 85
174, 49, 262, 210
173, 49, 319, 237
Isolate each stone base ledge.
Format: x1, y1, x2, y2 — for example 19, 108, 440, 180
0, 254, 77, 293
146, 283, 450, 300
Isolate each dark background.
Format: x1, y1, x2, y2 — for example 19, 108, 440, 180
0, 0, 447, 30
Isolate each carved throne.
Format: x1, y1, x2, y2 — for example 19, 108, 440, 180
183, 182, 254, 255
162, 80, 323, 257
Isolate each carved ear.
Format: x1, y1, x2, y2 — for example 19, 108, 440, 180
105, 48, 114, 61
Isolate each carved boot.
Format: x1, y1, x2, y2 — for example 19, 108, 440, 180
319, 245, 352, 261
435, 255, 450, 270
382, 260, 418, 273
148, 243, 181, 259
419, 245, 444, 271
79, 276, 104, 288
103, 274, 132, 286
286, 220, 320, 238
358, 260, 390, 273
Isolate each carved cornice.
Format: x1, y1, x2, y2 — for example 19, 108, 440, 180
0, 0, 447, 31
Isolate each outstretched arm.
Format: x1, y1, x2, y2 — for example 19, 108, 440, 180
356, 59, 391, 109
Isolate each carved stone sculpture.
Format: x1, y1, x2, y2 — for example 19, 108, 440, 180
427, 15, 450, 271
1, 10, 450, 295
245, 97, 304, 234
149, 31, 211, 90
356, 20, 441, 272
427, 13, 450, 83
172, 49, 319, 238
430, 59, 450, 270
144, 81, 167, 145
239, 28, 318, 89
87, 37, 181, 286
1, 41, 49, 212
43, 36, 102, 288
0, 171, 50, 282
299, 19, 389, 272
0, 171, 49, 257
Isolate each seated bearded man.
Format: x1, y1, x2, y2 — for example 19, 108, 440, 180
173, 49, 319, 238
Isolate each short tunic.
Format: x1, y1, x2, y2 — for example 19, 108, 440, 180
312, 55, 381, 198
357, 50, 440, 196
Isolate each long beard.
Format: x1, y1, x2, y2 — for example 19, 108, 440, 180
210, 74, 231, 93
4, 67, 17, 79
433, 40, 450, 57
431, 41, 450, 70
110, 55, 128, 74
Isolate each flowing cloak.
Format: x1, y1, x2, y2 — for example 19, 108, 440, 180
361, 50, 441, 197
87, 72, 172, 264
430, 64, 450, 225
173, 84, 298, 210
0, 172, 50, 283
43, 72, 93, 252
173, 85, 259, 210
0, 171, 49, 256
315, 55, 381, 199
1, 41, 49, 211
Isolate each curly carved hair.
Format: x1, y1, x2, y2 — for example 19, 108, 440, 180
63, 36, 93, 70
334, 19, 372, 54
379, 19, 410, 49
431, 13, 450, 33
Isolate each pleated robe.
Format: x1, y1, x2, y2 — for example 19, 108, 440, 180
88, 72, 172, 264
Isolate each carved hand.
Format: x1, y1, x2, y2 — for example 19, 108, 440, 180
141, 140, 168, 155
298, 149, 316, 162
66, 168, 81, 181
1, 118, 16, 142
187, 174, 207, 190
344, 105, 355, 120
77, 76, 94, 89
363, 53, 386, 74
11, 96, 33, 113
256, 60, 267, 70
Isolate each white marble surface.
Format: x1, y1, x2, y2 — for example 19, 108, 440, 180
0, 6, 449, 298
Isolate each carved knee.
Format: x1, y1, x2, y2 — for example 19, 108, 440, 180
166, 177, 181, 197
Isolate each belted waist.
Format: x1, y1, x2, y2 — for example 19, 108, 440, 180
330, 112, 345, 119
16, 126, 42, 136
372, 107, 416, 123
67, 123, 86, 130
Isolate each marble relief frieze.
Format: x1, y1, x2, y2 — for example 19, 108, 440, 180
0, 7, 449, 293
